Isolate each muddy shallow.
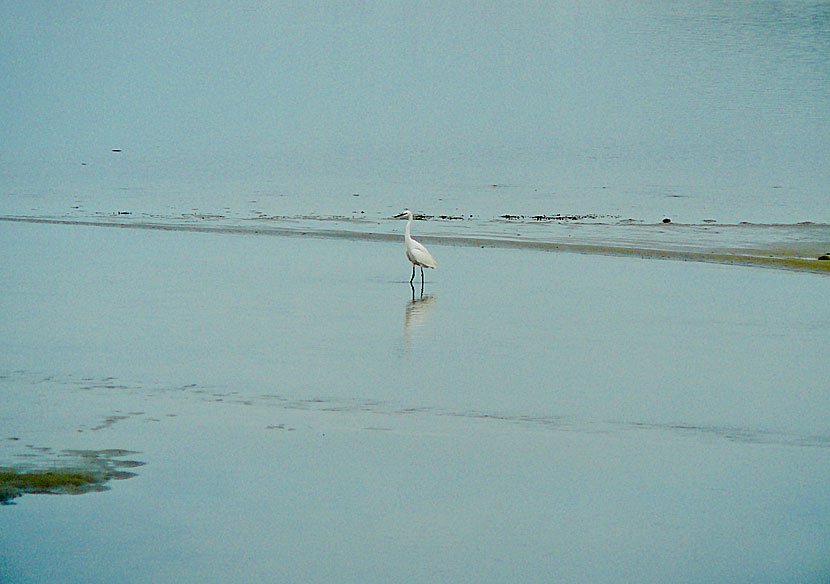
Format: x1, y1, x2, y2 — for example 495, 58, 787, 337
1, 219, 828, 583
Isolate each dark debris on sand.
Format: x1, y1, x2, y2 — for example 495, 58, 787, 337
498, 213, 604, 222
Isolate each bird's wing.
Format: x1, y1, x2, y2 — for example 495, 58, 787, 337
409, 243, 438, 268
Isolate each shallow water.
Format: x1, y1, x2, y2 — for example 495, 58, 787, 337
2, 220, 829, 432
1, 220, 828, 582
2, 3, 830, 580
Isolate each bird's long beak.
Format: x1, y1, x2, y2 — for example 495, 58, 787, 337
393, 212, 407, 219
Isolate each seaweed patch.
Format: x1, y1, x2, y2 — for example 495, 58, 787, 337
0, 449, 144, 505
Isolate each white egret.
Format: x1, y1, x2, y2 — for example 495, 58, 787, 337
394, 209, 437, 286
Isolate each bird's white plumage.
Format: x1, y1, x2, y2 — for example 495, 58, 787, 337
407, 244, 437, 268
397, 209, 437, 285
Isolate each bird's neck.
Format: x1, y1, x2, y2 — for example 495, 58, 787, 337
405, 216, 412, 241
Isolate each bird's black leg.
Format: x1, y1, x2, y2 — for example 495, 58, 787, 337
410, 264, 415, 284
420, 266, 425, 286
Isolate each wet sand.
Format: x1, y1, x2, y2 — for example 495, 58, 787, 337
1, 219, 828, 583
3, 214, 830, 274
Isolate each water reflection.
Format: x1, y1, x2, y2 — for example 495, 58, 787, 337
404, 286, 437, 350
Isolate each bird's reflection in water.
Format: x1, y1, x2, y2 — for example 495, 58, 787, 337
404, 284, 437, 350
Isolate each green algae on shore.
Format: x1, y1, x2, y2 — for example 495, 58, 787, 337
0, 449, 144, 505
0, 470, 98, 503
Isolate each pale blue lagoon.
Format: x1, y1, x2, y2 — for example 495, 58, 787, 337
1, 3, 829, 583
1, 2, 829, 226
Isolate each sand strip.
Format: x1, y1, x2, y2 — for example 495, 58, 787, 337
2, 215, 828, 274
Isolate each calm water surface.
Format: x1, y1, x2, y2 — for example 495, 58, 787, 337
1, 220, 829, 582
1, 2, 828, 225
2, 3, 830, 581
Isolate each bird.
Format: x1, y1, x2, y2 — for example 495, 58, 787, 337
394, 209, 437, 287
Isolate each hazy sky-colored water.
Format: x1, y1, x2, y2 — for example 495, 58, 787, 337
1, 220, 829, 582
2, 7, 830, 579
2, 2, 829, 222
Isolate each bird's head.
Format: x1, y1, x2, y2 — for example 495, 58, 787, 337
393, 209, 412, 219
